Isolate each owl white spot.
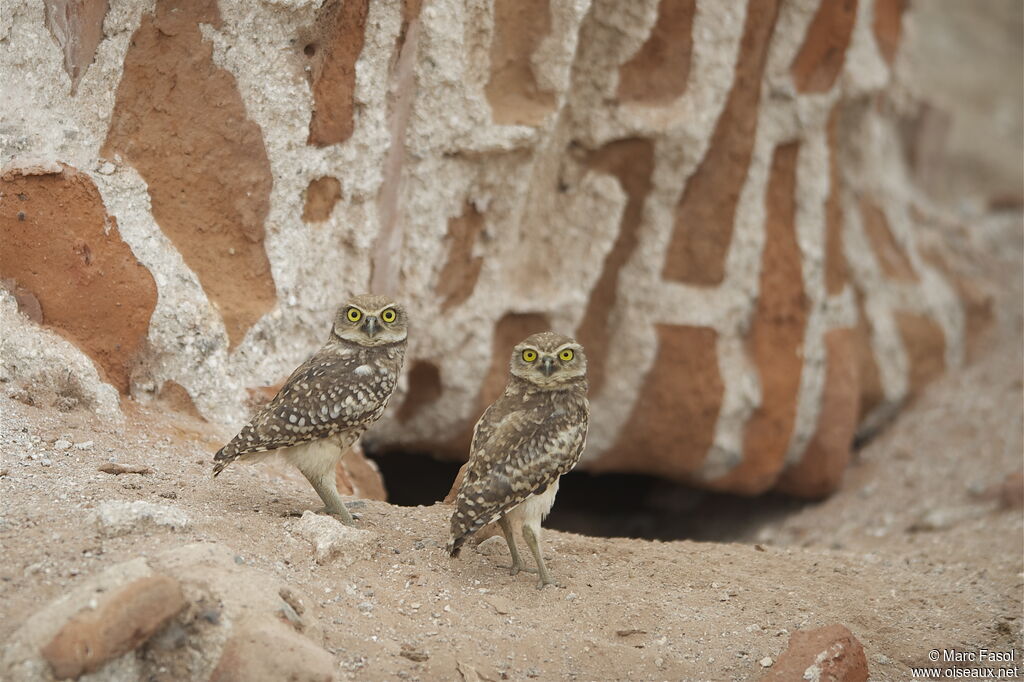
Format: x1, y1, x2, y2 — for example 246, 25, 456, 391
298, 418, 305, 426
354, 364, 373, 376
344, 395, 355, 406
331, 404, 342, 419
289, 414, 297, 424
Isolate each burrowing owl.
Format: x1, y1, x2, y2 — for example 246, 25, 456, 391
447, 332, 589, 587
212, 295, 408, 524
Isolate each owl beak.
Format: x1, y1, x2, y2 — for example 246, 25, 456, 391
362, 316, 379, 338
540, 357, 556, 377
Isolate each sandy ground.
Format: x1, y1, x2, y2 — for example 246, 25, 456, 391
1, 259, 1022, 680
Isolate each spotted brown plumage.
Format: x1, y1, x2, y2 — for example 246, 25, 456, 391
448, 331, 589, 587
212, 295, 408, 524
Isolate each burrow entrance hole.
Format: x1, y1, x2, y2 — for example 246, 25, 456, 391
367, 449, 813, 543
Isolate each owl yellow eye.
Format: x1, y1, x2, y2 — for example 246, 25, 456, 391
559, 349, 574, 362
522, 349, 537, 363
346, 307, 362, 323
381, 308, 396, 323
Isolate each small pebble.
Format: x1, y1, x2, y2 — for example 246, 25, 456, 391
760, 656, 773, 668
53, 439, 72, 451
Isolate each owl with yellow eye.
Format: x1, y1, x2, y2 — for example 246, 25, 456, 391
213, 295, 408, 524
448, 331, 589, 587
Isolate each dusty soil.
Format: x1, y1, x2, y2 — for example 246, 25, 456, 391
1, 261, 1022, 681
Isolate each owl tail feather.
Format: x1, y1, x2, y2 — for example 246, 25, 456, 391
211, 446, 235, 478
447, 535, 464, 557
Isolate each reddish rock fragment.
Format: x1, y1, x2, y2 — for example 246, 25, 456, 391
662, 0, 782, 285
873, 0, 908, 65
0, 165, 157, 393
436, 203, 486, 311
103, 0, 277, 348
790, 0, 858, 93
41, 575, 186, 679
599, 325, 723, 480
776, 328, 859, 498
485, 0, 556, 125
576, 138, 655, 393
617, 0, 695, 103
714, 142, 806, 495
302, 177, 343, 223
894, 311, 946, 396
762, 624, 869, 682
304, 0, 371, 146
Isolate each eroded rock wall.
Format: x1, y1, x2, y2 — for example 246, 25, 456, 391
0, 0, 984, 496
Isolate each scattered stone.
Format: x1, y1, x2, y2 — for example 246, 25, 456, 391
277, 599, 304, 632
759, 656, 773, 668
0, 469, 8, 477
399, 643, 429, 662
74, 440, 94, 451
908, 506, 984, 532
291, 511, 374, 566
279, 587, 305, 616
159, 491, 178, 499
209, 618, 335, 682
761, 624, 868, 682
95, 500, 190, 536
41, 575, 186, 679
457, 659, 489, 682
53, 439, 72, 451
474, 536, 506, 557
616, 629, 646, 637
98, 463, 154, 475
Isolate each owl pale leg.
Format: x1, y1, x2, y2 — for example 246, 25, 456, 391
521, 524, 554, 588
498, 516, 534, 575
304, 469, 355, 525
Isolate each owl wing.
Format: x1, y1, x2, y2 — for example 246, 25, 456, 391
213, 348, 395, 473
448, 396, 588, 554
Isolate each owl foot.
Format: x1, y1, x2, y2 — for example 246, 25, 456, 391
522, 524, 555, 589
319, 505, 358, 526
302, 469, 356, 525
504, 561, 537, 576
497, 516, 535, 576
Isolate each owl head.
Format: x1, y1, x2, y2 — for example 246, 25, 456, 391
331, 294, 408, 347
510, 331, 587, 388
